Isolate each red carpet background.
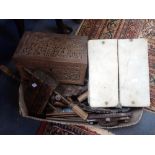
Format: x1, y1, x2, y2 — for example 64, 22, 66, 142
38, 19, 155, 134
37, 122, 99, 135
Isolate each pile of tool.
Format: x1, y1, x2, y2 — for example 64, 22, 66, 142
20, 68, 133, 127
0, 64, 133, 127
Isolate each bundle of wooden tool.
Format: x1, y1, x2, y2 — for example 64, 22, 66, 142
0, 65, 133, 127
20, 68, 133, 127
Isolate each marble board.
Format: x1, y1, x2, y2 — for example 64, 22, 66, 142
88, 39, 150, 107
88, 39, 118, 107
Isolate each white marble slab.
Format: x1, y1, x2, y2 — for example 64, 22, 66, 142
88, 39, 118, 107
118, 39, 150, 107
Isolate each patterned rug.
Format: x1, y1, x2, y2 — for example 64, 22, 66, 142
37, 122, 99, 135
38, 19, 155, 134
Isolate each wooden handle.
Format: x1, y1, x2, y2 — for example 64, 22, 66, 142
70, 103, 88, 120
54, 91, 88, 120
53, 102, 68, 108
77, 91, 88, 102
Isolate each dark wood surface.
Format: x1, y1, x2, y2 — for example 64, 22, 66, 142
22, 70, 55, 116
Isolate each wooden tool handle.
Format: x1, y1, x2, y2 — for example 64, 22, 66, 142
70, 103, 88, 120
77, 91, 88, 102
54, 91, 88, 120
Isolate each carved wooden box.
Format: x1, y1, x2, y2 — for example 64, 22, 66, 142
13, 32, 88, 85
